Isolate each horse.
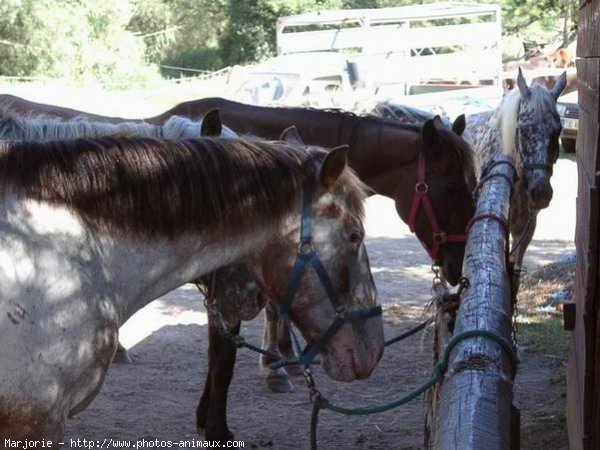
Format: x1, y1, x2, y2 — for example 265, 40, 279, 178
0, 107, 233, 364
0, 134, 384, 443
376, 69, 567, 281
0, 95, 476, 285
0, 96, 477, 394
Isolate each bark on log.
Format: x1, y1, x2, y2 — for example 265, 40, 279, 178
434, 156, 517, 450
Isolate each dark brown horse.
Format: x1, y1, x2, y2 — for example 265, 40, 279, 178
0, 95, 475, 283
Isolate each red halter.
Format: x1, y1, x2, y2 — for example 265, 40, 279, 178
407, 152, 468, 261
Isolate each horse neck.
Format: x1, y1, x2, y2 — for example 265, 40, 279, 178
465, 109, 507, 178
106, 226, 278, 323
164, 98, 349, 147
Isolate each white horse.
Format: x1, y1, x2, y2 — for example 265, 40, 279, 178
0, 108, 236, 363
0, 135, 384, 443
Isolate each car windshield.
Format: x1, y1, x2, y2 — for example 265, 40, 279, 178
237, 73, 300, 105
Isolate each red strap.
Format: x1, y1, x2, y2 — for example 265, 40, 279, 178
407, 153, 467, 261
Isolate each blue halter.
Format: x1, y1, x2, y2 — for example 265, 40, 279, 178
273, 179, 382, 369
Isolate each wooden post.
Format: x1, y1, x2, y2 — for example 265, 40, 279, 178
434, 156, 517, 450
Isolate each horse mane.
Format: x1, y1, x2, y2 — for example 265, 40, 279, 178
0, 136, 365, 238
433, 126, 476, 186
500, 89, 521, 157
0, 108, 222, 141
0, 108, 162, 140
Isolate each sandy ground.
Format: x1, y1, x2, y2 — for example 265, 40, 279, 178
56, 152, 577, 449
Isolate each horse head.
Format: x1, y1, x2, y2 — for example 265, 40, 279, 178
390, 116, 476, 286
513, 68, 566, 209
246, 135, 384, 382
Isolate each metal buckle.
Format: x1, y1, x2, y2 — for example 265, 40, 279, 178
433, 230, 447, 244
298, 241, 315, 256
415, 181, 429, 194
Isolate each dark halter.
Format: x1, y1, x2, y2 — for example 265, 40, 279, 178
275, 178, 382, 368
407, 151, 468, 262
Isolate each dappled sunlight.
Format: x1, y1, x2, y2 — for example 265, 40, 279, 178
119, 291, 208, 350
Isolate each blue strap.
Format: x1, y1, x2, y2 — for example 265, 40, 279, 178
297, 306, 383, 366
275, 178, 383, 368
271, 306, 384, 369
308, 253, 342, 310
279, 256, 308, 318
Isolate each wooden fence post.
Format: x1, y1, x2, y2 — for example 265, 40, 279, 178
434, 156, 517, 450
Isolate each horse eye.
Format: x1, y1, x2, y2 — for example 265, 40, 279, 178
349, 231, 363, 245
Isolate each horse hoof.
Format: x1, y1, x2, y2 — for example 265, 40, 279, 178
266, 370, 295, 393
112, 348, 133, 364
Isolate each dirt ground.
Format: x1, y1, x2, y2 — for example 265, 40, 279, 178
62, 155, 576, 449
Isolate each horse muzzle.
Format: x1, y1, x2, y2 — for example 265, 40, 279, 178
320, 314, 385, 381
529, 179, 553, 209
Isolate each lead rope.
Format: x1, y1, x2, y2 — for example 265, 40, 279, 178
309, 158, 518, 450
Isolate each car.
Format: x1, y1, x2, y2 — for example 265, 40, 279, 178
234, 52, 355, 108
556, 90, 578, 153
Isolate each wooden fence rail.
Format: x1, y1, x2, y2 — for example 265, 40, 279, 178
433, 156, 518, 449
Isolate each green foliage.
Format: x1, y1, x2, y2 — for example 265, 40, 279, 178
219, 0, 343, 66
0, 0, 158, 84
0, 0, 580, 83
161, 47, 224, 76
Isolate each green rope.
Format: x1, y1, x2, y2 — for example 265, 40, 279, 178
224, 333, 284, 362
384, 318, 432, 347
310, 329, 518, 450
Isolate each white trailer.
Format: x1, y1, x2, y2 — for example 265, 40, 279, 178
276, 2, 502, 97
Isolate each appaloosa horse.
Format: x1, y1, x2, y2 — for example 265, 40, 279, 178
0, 107, 233, 364
0, 96, 476, 394
0, 135, 384, 444
376, 69, 567, 278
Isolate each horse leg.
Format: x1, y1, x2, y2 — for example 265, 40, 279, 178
196, 314, 239, 440
277, 317, 304, 376
510, 213, 538, 296
260, 302, 295, 393
112, 342, 132, 364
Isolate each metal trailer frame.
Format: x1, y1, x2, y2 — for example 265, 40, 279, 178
276, 2, 502, 92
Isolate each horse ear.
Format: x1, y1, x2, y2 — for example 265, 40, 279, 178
280, 126, 304, 145
517, 68, 530, 98
422, 118, 440, 148
432, 115, 446, 131
319, 145, 348, 190
551, 71, 567, 101
452, 114, 466, 136
201, 109, 222, 137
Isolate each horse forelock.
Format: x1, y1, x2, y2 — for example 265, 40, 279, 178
428, 126, 476, 189
0, 137, 365, 239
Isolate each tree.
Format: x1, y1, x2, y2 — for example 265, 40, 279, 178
219, 0, 343, 66
0, 0, 157, 83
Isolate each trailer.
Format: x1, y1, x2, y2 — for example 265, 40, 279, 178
276, 2, 503, 97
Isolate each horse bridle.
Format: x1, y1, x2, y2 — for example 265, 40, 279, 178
515, 104, 556, 175
407, 151, 468, 262
275, 178, 382, 368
